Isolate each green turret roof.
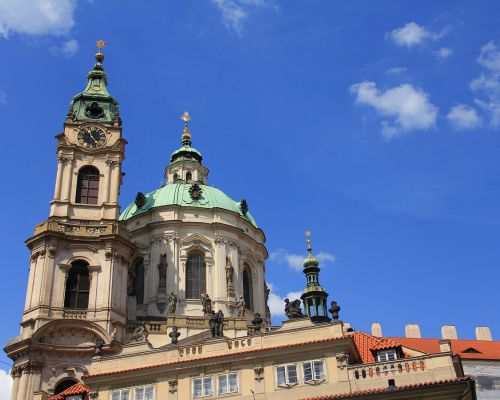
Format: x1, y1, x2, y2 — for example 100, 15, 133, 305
69, 48, 119, 123
120, 183, 258, 228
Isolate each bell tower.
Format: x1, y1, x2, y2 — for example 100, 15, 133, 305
50, 40, 123, 221
5, 42, 136, 399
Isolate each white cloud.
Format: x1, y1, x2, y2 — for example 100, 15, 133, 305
447, 104, 481, 130
0, 91, 7, 106
470, 41, 500, 127
50, 38, 79, 57
387, 22, 434, 47
211, 0, 275, 34
0, 370, 13, 400
269, 249, 336, 272
386, 67, 407, 75
0, 0, 76, 38
435, 47, 454, 60
350, 81, 438, 138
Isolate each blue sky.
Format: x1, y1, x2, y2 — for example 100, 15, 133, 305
0, 0, 499, 389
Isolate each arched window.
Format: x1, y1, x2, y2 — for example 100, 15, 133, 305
64, 261, 90, 309
185, 253, 206, 299
54, 379, 79, 394
186, 171, 192, 182
243, 265, 253, 310
76, 166, 100, 204
173, 173, 179, 183
134, 260, 144, 305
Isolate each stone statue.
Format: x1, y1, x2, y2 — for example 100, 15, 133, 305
252, 313, 264, 333
158, 253, 168, 288
284, 298, 303, 319
236, 295, 245, 317
169, 326, 181, 345
209, 310, 224, 338
264, 282, 271, 322
168, 292, 178, 315
201, 293, 212, 316
94, 338, 104, 356
328, 300, 341, 320
128, 321, 148, 343
225, 256, 235, 298
157, 252, 168, 313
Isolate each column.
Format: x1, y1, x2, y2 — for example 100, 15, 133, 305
110, 161, 120, 204
53, 156, 64, 200
63, 157, 74, 201
103, 160, 112, 203
10, 368, 21, 400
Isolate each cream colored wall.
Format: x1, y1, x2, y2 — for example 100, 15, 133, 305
87, 321, 463, 400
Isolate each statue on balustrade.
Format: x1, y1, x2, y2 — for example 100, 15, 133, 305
236, 295, 245, 317
209, 310, 224, 338
328, 300, 341, 320
201, 293, 212, 316
128, 321, 149, 343
225, 256, 235, 298
168, 292, 178, 315
169, 326, 181, 345
284, 298, 303, 319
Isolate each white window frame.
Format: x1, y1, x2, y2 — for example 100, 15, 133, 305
110, 388, 131, 400
275, 363, 298, 388
302, 360, 326, 384
134, 384, 155, 400
192, 377, 213, 398
217, 373, 239, 395
377, 349, 398, 362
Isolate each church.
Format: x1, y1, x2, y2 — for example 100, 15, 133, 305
4, 44, 498, 400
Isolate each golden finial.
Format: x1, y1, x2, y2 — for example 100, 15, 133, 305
95, 39, 106, 63
305, 231, 312, 252
181, 111, 192, 142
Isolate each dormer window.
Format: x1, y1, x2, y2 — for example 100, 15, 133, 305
186, 171, 192, 182
377, 349, 398, 362
173, 172, 179, 183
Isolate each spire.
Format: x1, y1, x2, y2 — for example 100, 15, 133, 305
300, 231, 330, 323
181, 111, 192, 146
68, 40, 119, 124
169, 111, 203, 164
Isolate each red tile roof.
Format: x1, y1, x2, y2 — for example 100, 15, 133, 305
392, 337, 500, 361
48, 383, 89, 400
351, 332, 402, 363
299, 377, 474, 399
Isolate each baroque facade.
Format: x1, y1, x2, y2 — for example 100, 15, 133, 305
4, 46, 499, 400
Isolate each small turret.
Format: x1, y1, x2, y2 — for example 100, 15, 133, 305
165, 112, 208, 184
300, 231, 330, 322
69, 40, 119, 124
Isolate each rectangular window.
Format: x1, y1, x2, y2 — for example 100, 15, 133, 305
276, 364, 298, 387
135, 385, 154, 400
193, 377, 212, 398
303, 360, 325, 382
218, 373, 238, 394
377, 349, 397, 362
111, 389, 130, 400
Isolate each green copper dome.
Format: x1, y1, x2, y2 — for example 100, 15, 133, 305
120, 183, 258, 228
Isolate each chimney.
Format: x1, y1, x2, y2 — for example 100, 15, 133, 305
405, 324, 421, 338
372, 322, 383, 337
475, 326, 492, 341
441, 325, 458, 340
439, 339, 452, 353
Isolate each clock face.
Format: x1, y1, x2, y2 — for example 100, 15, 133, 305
77, 126, 106, 149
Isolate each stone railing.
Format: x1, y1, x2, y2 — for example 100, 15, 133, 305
33, 220, 129, 239
348, 357, 427, 381
63, 309, 87, 319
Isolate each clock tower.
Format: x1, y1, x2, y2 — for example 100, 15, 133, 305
5, 43, 136, 398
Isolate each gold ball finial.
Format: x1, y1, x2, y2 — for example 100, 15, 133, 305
305, 231, 312, 251
95, 39, 106, 62
181, 111, 191, 123
181, 112, 192, 141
